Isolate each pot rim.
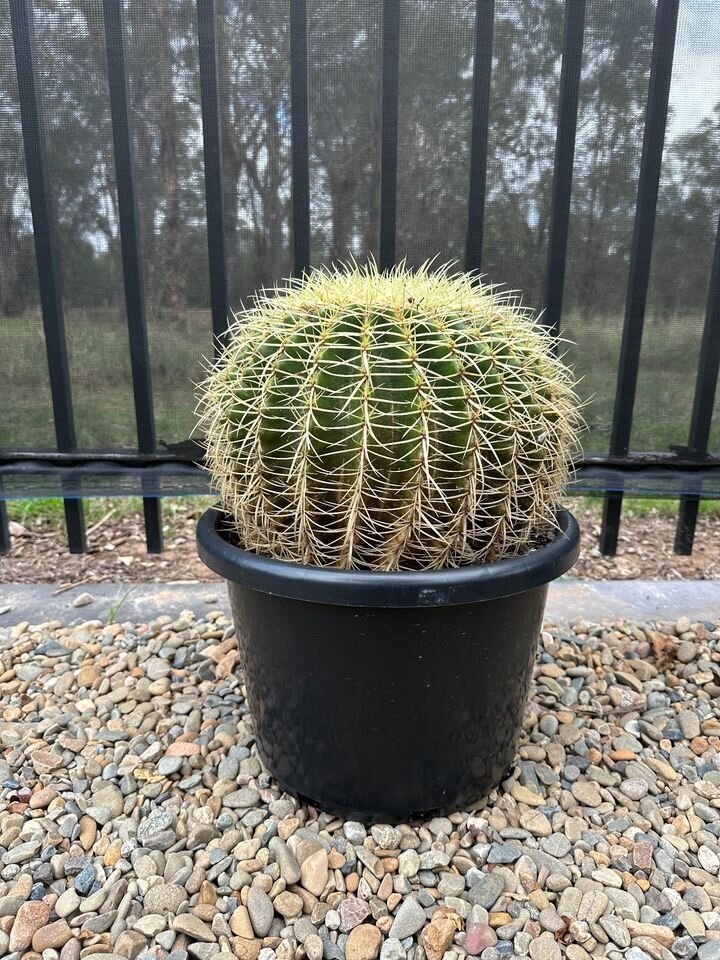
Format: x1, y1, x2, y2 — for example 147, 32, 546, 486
196, 506, 580, 608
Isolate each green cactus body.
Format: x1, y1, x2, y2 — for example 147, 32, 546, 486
202, 262, 579, 570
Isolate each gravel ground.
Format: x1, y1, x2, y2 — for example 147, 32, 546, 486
1, 612, 720, 960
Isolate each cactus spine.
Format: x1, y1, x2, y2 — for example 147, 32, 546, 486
201, 262, 579, 571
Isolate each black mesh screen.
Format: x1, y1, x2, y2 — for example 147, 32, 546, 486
309, 0, 382, 264
1, 0, 719, 476
33, 0, 135, 450
562, 0, 656, 454
395, 0, 475, 266
124, 0, 212, 447
0, 0, 54, 449
633, 0, 720, 453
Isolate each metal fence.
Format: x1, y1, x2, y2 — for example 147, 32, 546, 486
1, 0, 719, 557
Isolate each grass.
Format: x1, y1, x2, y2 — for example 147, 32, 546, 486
2, 306, 718, 454
563, 310, 720, 455
7, 495, 215, 542
0, 307, 212, 449
107, 586, 138, 624
571, 494, 720, 517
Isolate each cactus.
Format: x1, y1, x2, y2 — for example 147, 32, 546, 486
201, 262, 580, 571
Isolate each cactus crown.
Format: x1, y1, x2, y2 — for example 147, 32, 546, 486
201, 262, 579, 571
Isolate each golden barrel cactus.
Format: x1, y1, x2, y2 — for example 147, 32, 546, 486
201, 262, 579, 570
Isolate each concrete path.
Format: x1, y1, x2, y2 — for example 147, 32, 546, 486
1, 578, 719, 626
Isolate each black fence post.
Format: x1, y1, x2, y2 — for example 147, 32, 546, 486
197, 0, 230, 354
9, 0, 86, 553
464, 0, 494, 273
543, 0, 586, 340
379, 0, 400, 271
0, 499, 9, 555
600, 0, 680, 556
103, 0, 163, 553
674, 213, 720, 554
290, 0, 311, 275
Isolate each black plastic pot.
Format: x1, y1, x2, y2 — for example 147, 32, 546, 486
197, 508, 580, 822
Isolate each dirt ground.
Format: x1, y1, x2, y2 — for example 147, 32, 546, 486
2, 503, 720, 585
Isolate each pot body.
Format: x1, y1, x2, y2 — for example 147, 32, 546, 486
197, 507, 580, 821
227, 580, 545, 821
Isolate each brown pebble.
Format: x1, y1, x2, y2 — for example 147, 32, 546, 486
419, 917, 456, 960
78, 815, 97, 851
29, 786, 58, 809
32, 919, 73, 952
200, 880, 217, 904
192, 904, 218, 921
103, 838, 123, 867
386, 893, 402, 912
230, 906, 255, 939
232, 937, 262, 960
9, 901, 51, 952
345, 924, 383, 960
165, 741, 201, 757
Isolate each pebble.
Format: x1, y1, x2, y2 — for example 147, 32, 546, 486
72, 592, 94, 607
389, 898, 426, 940
1, 612, 720, 960
9, 900, 51, 951
269, 837, 301, 884
398, 849, 420, 877
173, 915, 216, 941
372, 824, 402, 849
247, 885, 274, 936
571, 781, 602, 807
468, 874, 505, 909
528, 932, 561, 960
143, 883, 186, 914
465, 921, 497, 955
380, 938, 407, 960
345, 923, 383, 960
301, 847, 329, 895
56, 888, 81, 917
306, 934, 324, 960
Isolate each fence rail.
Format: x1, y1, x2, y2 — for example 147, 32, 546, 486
1, 0, 719, 557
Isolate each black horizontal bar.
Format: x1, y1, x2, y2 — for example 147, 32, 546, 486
290, 0, 310, 274
103, 0, 163, 553
465, 0, 494, 272
197, 0, 230, 351
3, 449, 719, 471
600, 0, 680, 556
10, 0, 86, 553
379, 0, 400, 271
543, 0, 586, 338
675, 212, 720, 554
3, 460, 720, 505
0, 454, 205, 477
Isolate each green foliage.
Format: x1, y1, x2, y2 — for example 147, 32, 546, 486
202, 262, 580, 571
